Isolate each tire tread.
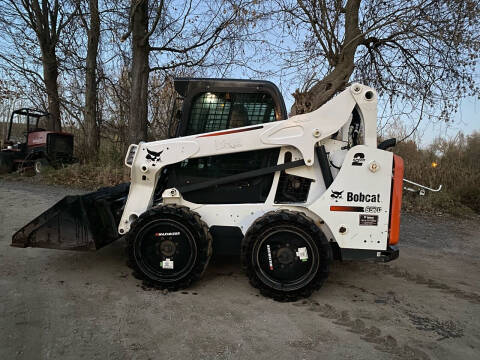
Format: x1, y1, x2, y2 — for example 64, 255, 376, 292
241, 210, 331, 302
126, 204, 212, 291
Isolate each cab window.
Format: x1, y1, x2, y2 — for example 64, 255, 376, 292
185, 92, 276, 135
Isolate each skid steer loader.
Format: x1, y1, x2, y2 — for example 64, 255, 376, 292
11, 78, 403, 301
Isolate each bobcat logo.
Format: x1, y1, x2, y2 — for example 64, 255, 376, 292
146, 148, 163, 162
330, 190, 344, 202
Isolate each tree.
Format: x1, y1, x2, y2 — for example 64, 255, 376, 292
0, 1, 78, 131
123, 0, 149, 145
121, 0, 249, 144
268, 0, 479, 130
79, 0, 101, 160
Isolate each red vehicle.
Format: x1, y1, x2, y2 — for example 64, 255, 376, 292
0, 108, 75, 174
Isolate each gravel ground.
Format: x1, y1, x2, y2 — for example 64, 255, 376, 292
1, 180, 479, 360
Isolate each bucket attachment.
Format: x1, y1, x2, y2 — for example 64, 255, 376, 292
11, 183, 130, 251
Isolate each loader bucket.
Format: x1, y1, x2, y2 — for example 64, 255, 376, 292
11, 183, 130, 251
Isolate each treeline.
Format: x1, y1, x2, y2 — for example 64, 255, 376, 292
0, 0, 478, 164
396, 132, 480, 215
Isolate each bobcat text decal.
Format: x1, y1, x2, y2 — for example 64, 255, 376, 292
347, 192, 381, 202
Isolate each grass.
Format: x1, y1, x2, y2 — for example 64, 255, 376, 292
1, 162, 129, 191
39, 163, 130, 189
401, 191, 476, 217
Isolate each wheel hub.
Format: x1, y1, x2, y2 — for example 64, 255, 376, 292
159, 240, 176, 257
276, 247, 294, 265
135, 219, 197, 282
254, 227, 319, 290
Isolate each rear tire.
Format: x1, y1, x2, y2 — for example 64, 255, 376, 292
241, 210, 331, 302
126, 205, 212, 291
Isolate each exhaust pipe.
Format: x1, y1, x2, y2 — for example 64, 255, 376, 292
12, 183, 129, 251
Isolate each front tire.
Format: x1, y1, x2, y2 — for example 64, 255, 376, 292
0, 153, 14, 174
241, 210, 331, 302
126, 205, 212, 291
34, 158, 50, 174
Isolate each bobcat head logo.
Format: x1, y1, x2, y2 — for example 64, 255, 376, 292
146, 148, 163, 162
331, 190, 344, 202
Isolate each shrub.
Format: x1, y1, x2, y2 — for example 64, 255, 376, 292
394, 131, 480, 216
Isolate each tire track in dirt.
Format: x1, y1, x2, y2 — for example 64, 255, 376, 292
379, 265, 480, 305
406, 313, 464, 341
293, 300, 431, 360
330, 280, 465, 342
337, 263, 480, 305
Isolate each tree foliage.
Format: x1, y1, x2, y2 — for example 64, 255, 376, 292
271, 0, 479, 126
0, 0, 478, 159
0, 0, 79, 131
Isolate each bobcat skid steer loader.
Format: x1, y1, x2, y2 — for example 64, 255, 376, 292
12, 78, 404, 301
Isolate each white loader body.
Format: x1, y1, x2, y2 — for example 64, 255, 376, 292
120, 83, 397, 254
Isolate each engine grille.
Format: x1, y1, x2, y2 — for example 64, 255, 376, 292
274, 172, 312, 203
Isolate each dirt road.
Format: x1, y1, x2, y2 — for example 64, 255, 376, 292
1, 180, 479, 360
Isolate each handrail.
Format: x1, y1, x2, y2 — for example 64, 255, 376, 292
403, 178, 442, 193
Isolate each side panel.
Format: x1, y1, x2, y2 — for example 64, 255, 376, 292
308, 146, 393, 251
27, 131, 51, 146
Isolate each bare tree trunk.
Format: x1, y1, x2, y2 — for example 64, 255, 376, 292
84, 0, 100, 160
28, 0, 66, 132
128, 0, 149, 145
40, 44, 62, 131
291, 0, 362, 115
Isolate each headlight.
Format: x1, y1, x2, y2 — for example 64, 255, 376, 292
125, 144, 138, 167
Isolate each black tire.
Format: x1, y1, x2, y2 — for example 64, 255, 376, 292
0, 153, 14, 174
126, 204, 212, 291
241, 210, 332, 302
34, 158, 50, 174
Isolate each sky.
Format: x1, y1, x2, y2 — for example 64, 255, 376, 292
424, 95, 480, 142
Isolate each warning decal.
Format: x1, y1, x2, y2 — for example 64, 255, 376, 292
296, 247, 309, 262
161, 258, 174, 269
359, 214, 378, 226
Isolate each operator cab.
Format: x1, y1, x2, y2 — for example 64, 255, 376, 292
4, 108, 49, 148
162, 78, 288, 204
172, 78, 287, 136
